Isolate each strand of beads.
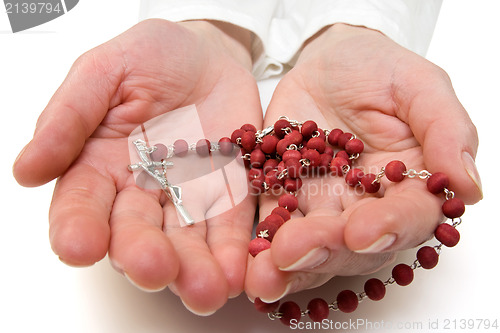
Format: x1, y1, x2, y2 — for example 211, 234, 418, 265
232, 117, 364, 255
231, 117, 466, 326
253, 160, 464, 326
147, 135, 238, 161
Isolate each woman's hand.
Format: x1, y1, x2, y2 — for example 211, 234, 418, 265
13, 19, 263, 315
246, 24, 481, 302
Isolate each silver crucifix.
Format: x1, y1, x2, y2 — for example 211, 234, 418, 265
128, 139, 195, 226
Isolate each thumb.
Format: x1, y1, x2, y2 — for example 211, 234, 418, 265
13, 46, 123, 187
396, 64, 481, 204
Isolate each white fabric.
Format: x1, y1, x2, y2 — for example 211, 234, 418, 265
139, 0, 442, 80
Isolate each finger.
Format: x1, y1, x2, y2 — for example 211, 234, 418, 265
49, 163, 115, 267
245, 249, 333, 303
246, 214, 395, 302
13, 46, 124, 187
109, 187, 180, 292
206, 196, 256, 298
394, 61, 481, 204
259, 191, 306, 220
164, 206, 229, 316
344, 180, 444, 253
270, 215, 394, 275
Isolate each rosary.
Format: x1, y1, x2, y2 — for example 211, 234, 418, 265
128, 116, 464, 326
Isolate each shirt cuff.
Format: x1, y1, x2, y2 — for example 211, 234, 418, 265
274, 0, 442, 67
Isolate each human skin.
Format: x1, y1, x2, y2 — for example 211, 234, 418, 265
13, 19, 263, 316
245, 23, 481, 302
13, 19, 482, 314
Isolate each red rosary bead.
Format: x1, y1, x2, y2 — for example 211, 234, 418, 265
173, 139, 189, 157
260, 135, 279, 154
337, 132, 353, 149
277, 160, 286, 173
250, 178, 266, 194
231, 128, 245, 144
324, 146, 334, 156
427, 172, 449, 194
307, 137, 326, 153
249, 237, 271, 257
274, 119, 292, 138
327, 128, 343, 146
301, 120, 318, 138
287, 130, 304, 145
283, 150, 302, 163
265, 170, 284, 190
195, 139, 211, 157
442, 198, 465, 218
255, 220, 279, 241
285, 158, 302, 178
248, 168, 264, 182
254, 297, 280, 313
307, 298, 330, 322
250, 149, 266, 168
385, 160, 406, 182
316, 128, 327, 142
345, 138, 364, 155
241, 131, 257, 152
417, 246, 439, 269
434, 223, 460, 247
318, 154, 332, 175
276, 139, 291, 156
279, 301, 302, 326
152, 143, 168, 161
302, 149, 321, 167
336, 290, 358, 313
360, 173, 381, 193
241, 123, 257, 133
364, 278, 386, 301
330, 156, 349, 176
278, 193, 299, 212
392, 264, 414, 286
271, 207, 291, 222
345, 168, 364, 187
264, 213, 285, 227
284, 177, 303, 192
263, 159, 279, 174
218, 137, 234, 156
335, 150, 351, 165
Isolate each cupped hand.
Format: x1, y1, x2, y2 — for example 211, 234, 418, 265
13, 19, 262, 315
246, 24, 481, 302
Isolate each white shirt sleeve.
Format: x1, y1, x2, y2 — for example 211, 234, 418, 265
139, 0, 442, 80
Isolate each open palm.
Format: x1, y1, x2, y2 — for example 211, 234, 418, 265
13, 19, 262, 315
246, 24, 481, 301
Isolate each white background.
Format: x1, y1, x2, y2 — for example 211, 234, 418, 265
1, 1, 499, 332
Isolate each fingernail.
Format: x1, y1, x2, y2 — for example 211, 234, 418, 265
13, 143, 28, 167
124, 272, 167, 293
355, 233, 396, 253
181, 299, 217, 317
259, 281, 293, 303
228, 291, 242, 299
108, 257, 124, 274
279, 247, 330, 271
462, 151, 483, 199
58, 256, 94, 268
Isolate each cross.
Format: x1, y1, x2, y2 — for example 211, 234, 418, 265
128, 139, 195, 226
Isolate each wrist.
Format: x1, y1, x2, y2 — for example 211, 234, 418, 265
179, 20, 253, 71
307, 23, 386, 45
299, 23, 387, 63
